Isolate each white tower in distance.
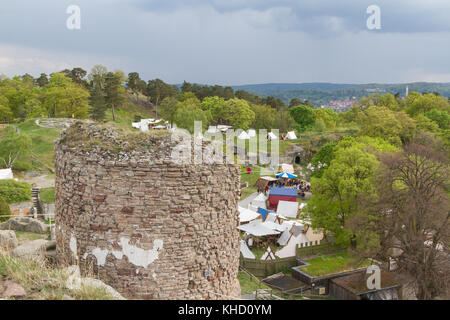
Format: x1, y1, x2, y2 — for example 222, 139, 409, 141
405, 85, 409, 97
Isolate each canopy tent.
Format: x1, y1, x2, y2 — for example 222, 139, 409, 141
240, 240, 256, 259
268, 187, 298, 210
254, 176, 277, 192
277, 229, 292, 246
247, 129, 256, 137
217, 125, 232, 132
239, 206, 261, 223
277, 200, 299, 219
285, 131, 297, 140
250, 193, 267, 209
237, 131, 251, 140
262, 221, 287, 232
261, 246, 276, 260
276, 172, 297, 179
280, 163, 295, 174
207, 126, 219, 134
257, 207, 276, 221
0, 168, 13, 180
237, 221, 280, 237
267, 132, 277, 140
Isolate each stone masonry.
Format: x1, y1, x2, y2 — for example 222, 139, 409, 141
54, 122, 241, 299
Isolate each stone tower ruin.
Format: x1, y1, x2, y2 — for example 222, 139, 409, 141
54, 122, 241, 299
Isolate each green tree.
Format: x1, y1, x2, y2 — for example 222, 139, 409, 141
223, 98, 255, 130
201, 96, 228, 124
173, 98, 209, 133
159, 97, 179, 125
0, 126, 32, 168
250, 104, 276, 129
104, 71, 126, 121
425, 109, 450, 130
289, 105, 316, 133
0, 196, 11, 222
304, 146, 379, 245
35, 73, 49, 88
42, 73, 90, 118
89, 84, 107, 121
147, 79, 177, 118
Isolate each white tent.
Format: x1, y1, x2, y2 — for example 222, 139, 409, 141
239, 206, 261, 223
250, 193, 267, 209
262, 221, 287, 232
277, 229, 292, 246
132, 122, 141, 129
275, 232, 310, 258
261, 246, 276, 260
247, 129, 256, 137
0, 168, 13, 180
299, 203, 307, 210
285, 131, 297, 140
238, 131, 250, 140
207, 126, 219, 134
240, 240, 256, 259
277, 201, 299, 219
237, 221, 280, 237
267, 132, 277, 140
280, 163, 295, 174
217, 125, 232, 132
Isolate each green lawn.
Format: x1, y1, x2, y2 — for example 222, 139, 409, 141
238, 272, 271, 295
299, 251, 371, 277
16, 120, 61, 172
15, 231, 49, 243
39, 187, 55, 203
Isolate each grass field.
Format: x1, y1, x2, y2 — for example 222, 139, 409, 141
299, 251, 371, 277
237, 272, 271, 295
39, 187, 55, 203
16, 120, 61, 172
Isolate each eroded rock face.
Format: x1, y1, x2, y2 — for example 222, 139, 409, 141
0, 217, 48, 234
0, 281, 26, 298
11, 239, 49, 258
55, 123, 241, 300
0, 230, 18, 250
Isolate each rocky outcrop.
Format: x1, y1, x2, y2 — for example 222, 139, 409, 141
0, 217, 48, 234
0, 230, 18, 250
11, 239, 49, 258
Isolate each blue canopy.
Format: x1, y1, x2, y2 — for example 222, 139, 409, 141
257, 207, 276, 220
269, 187, 298, 197
276, 172, 297, 179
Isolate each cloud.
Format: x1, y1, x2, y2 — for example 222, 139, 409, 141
0, 1, 449, 84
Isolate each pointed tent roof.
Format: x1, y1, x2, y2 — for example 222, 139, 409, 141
238, 131, 250, 140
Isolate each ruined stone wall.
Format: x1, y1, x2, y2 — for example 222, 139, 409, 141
54, 123, 241, 299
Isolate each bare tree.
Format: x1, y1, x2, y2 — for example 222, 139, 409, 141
350, 141, 449, 299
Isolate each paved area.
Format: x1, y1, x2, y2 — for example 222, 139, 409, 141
239, 192, 258, 208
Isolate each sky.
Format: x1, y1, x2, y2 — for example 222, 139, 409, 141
0, 0, 450, 85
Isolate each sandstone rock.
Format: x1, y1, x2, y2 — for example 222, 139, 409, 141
0, 281, 26, 298
0, 230, 18, 250
0, 217, 48, 234
65, 265, 126, 300
11, 239, 49, 258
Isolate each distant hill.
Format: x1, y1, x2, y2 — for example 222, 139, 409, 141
231, 82, 450, 106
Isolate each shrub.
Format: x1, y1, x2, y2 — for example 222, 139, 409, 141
0, 196, 11, 222
12, 160, 33, 172
0, 180, 31, 204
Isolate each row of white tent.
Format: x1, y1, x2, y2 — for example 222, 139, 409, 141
132, 119, 169, 132
206, 126, 297, 141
